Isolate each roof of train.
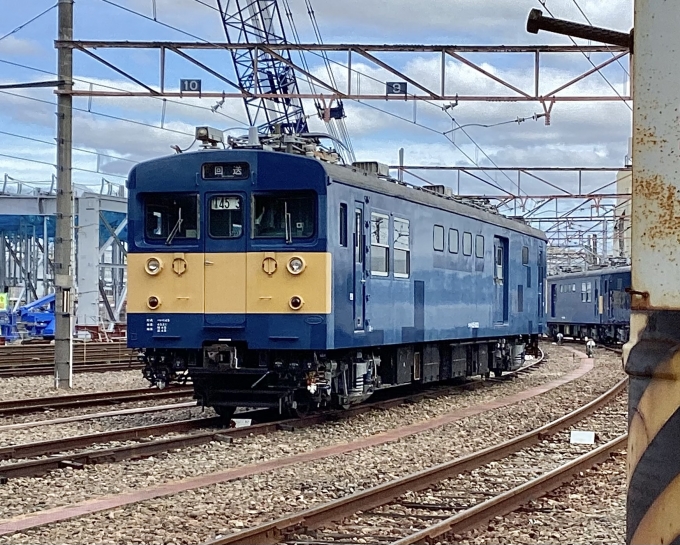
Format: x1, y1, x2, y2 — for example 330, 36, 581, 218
322, 160, 547, 241
548, 265, 631, 280
133, 148, 548, 242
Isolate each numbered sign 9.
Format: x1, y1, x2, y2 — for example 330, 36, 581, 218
180, 79, 202, 93
386, 81, 408, 95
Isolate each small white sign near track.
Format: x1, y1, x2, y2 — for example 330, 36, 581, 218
570, 431, 596, 444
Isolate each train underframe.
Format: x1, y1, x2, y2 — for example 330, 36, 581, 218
141, 335, 539, 418
548, 323, 629, 345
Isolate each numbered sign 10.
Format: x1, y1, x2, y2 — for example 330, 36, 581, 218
180, 79, 202, 93
386, 82, 408, 95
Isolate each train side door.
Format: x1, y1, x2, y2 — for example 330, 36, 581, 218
353, 203, 367, 330
550, 284, 557, 318
493, 237, 509, 323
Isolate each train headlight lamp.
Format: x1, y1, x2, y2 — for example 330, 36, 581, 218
145, 257, 163, 275
287, 256, 306, 275
289, 296, 304, 311
147, 296, 161, 310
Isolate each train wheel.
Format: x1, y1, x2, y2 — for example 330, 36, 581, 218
214, 406, 236, 422
289, 391, 313, 418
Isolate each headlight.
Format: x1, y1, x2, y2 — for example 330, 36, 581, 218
147, 296, 161, 310
287, 256, 306, 275
145, 257, 162, 275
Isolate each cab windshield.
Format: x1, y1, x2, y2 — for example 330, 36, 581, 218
253, 192, 315, 242
144, 193, 199, 244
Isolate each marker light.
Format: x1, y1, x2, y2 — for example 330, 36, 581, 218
289, 296, 304, 310
147, 296, 161, 310
287, 256, 306, 275
145, 257, 162, 275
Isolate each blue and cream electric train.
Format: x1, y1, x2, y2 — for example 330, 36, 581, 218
547, 265, 631, 344
127, 128, 548, 418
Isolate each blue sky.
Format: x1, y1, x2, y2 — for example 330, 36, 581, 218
0, 0, 632, 208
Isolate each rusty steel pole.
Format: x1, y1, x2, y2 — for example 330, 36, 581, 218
625, 1, 680, 543
526, 5, 680, 543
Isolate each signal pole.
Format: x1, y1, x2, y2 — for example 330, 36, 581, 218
55, 0, 74, 389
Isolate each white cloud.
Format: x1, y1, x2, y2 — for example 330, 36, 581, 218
0, 36, 42, 57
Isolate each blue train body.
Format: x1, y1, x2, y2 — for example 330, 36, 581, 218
547, 266, 631, 343
127, 144, 547, 416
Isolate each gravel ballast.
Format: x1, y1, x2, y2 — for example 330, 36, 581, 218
0, 345, 626, 544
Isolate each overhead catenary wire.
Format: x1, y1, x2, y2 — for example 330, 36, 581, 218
0, 58, 249, 129
0, 4, 57, 43
570, 0, 630, 77
537, 0, 631, 111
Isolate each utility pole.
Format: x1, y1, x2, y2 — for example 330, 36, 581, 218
54, 0, 74, 389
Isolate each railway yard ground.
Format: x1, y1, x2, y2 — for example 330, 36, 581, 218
0, 343, 626, 545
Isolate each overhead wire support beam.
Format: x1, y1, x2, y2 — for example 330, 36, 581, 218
53, 41, 631, 103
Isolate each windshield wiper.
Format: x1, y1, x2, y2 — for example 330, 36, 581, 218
284, 201, 292, 244
165, 208, 183, 245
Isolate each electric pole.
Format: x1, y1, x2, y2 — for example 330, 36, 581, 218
55, 0, 74, 389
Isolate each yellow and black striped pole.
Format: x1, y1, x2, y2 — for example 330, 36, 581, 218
625, 1, 680, 543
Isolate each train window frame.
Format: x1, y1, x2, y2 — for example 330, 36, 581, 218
208, 195, 243, 239
581, 281, 593, 303
433, 225, 445, 252
143, 192, 200, 243
370, 211, 390, 277
252, 191, 316, 240
462, 232, 473, 256
393, 217, 411, 279
339, 203, 348, 247
448, 228, 459, 253
522, 246, 529, 265
475, 235, 484, 258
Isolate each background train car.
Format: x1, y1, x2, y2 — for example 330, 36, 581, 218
547, 265, 631, 343
127, 129, 548, 418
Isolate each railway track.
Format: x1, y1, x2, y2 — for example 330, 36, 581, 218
204, 377, 626, 545
0, 356, 546, 481
0, 386, 194, 416
0, 341, 139, 377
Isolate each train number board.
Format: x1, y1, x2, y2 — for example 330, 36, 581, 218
210, 196, 241, 210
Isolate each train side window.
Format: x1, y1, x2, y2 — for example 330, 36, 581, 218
354, 209, 363, 264
581, 281, 592, 302
617, 278, 623, 290
433, 225, 445, 251
144, 193, 199, 242
559, 285, 563, 293
370, 212, 389, 276
527, 266, 532, 288
463, 232, 472, 256
518, 285, 524, 312
209, 195, 243, 238
475, 235, 484, 258
448, 229, 459, 253
572, 284, 576, 292
604, 280, 608, 292
339, 204, 348, 247
394, 218, 410, 278
522, 246, 529, 265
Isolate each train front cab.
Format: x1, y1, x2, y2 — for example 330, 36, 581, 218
127, 151, 332, 414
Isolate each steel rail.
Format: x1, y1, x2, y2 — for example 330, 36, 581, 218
204, 376, 625, 545
0, 359, 546, 480
393, 434, 627, 544
0, 386, 193, 415
0, 361, 143, 377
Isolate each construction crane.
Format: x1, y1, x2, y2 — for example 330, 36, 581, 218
216, 0, 356, 162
